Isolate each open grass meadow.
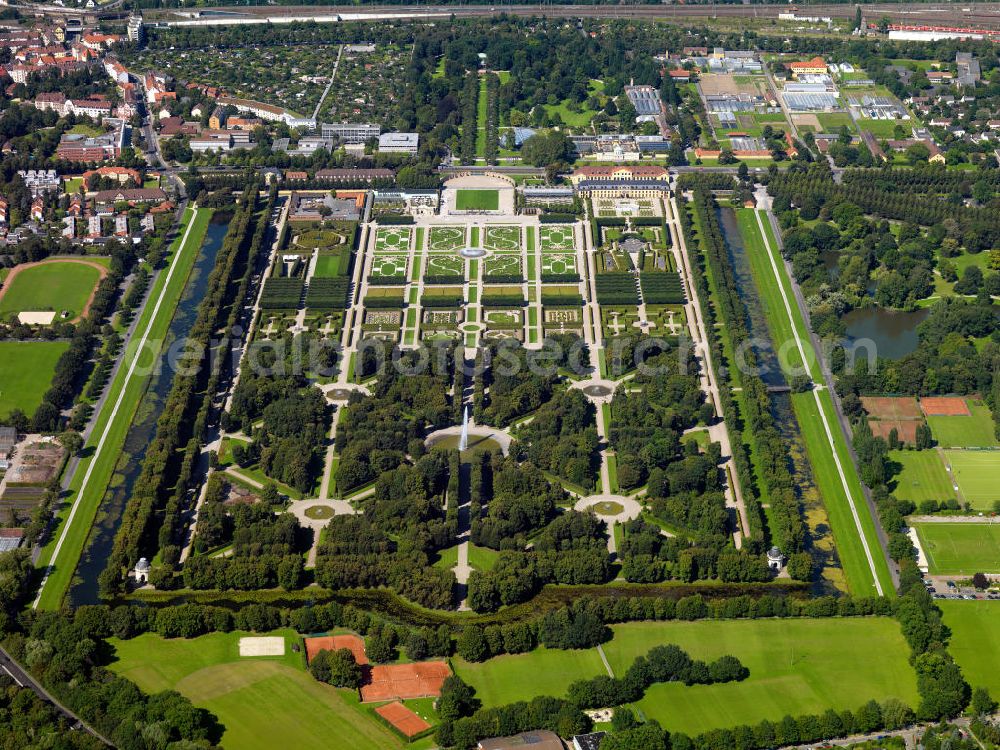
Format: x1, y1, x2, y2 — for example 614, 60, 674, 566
109, 630, 412, 750
455, 618, 917, 736
455, 189, 499, 211
915, 522, 1000, 575
453, 645, 607, 707
0, 341, 70, 418
605, 618, 917, 734
35, 208, 212, 610
939, 600, 1000, 697
888, 449, 956, 505
929, 401, 999, 448
945, 450, 1000, 510
0, 260, 103, 320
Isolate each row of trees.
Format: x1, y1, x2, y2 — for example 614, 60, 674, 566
101, 184, 269, 596
437, 641, 747, 748
683, 190, 807, 566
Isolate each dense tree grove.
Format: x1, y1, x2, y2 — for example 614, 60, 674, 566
514, 388, 601, 490
336, 341, 457, 493
315, 453, 457, 609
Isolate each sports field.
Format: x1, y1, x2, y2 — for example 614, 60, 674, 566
0, 259, 104, 321
0, 341, 70, 418
109, 630, 409, 750
455, 189, 499, 211
939, 600, 1000, 697
945, 450, 1000, 510
888, 450, 955, 505
928, 401, 998, 448
34, 207, 212, 610
914, 522, 1000, 575
455, 618, 917, 735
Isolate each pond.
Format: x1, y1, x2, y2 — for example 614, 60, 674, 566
841, 306, 929, 361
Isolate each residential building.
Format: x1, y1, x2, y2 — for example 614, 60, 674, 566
209, 105, 226, 130
93, 187, 167, 205
18, 170, 60, 196
127, 13, 145, 45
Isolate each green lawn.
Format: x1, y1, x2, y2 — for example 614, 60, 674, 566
455, 189, 499, 211
928, 401, 998, 448
815, 113, 855, 133
453, 645, 607, 707
915, 522, 1000, 575
35, 207, 212, 610
945, 450, 1000, 510
109, 631, 407, 750
888, 450, 955, 505
475, 76, 488, 158
856, 119, 907, 139
939, 600, 1000, 696
63, 177, 83, 194
737, 209, 892, 596
312, 253, 346, 278
456, 618, 917, 735
609, 619, 918, 735
0, 341, 70, 418
0, 260, 103, 320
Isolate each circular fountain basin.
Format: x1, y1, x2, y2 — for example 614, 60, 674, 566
459, 246, 488, 259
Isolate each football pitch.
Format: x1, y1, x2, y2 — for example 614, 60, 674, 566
940, 600, 1000, 697
915, 522, 1000, 574
888, 450, 955, 505
109, 630, 410, 750
455, 189, 499, 211
945, 450, 1000, 510
455, 618, 917, 735
0, 259, 104, 321
0, 341, 70, 418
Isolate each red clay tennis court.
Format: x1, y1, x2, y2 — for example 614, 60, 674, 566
375, 701, 432, 738
861, 396, 922, 420
303, 634, 368, 664
360, 661, 451, 702
869, 419, 919, 444
920, 397, 971, 417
